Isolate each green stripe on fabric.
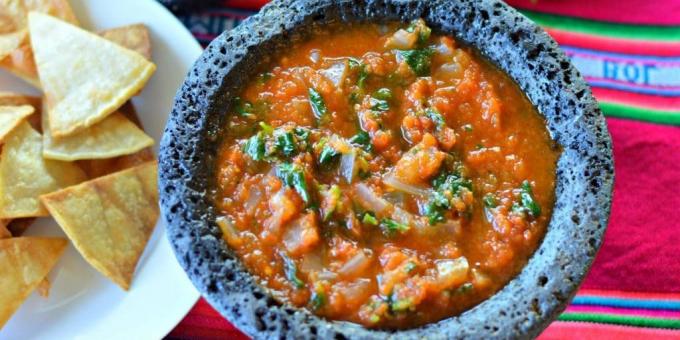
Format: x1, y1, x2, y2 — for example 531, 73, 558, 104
600, 102, 680, 126
520, 10, 680, 41
559, 313, 680, 329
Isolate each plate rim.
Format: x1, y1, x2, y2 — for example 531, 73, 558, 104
0, 0, 202, 338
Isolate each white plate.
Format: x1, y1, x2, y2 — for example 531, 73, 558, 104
0, 0, 202, 339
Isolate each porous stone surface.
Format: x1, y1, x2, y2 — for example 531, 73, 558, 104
159, 0, 614, 338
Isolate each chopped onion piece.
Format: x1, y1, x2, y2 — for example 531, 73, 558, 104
316, 270, 338, 281
392, 206, 414, 225
336, 278, 373, 309
353, 183, 391, 214
283, 213, 320, 256
340, 151, 356, 183
309, 49, 321, 63
299, 250, 323, 273
338, 250, 372, 278
319, 61, 348, 88
384, 29, 418, 49
244, 185, 262, 215
383, 173, 433, 197
436, 257, 469, 289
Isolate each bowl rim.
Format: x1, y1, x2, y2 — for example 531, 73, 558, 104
159, 0, 614, 338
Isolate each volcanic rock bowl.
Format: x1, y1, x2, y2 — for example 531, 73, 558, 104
159, 0, 614, 338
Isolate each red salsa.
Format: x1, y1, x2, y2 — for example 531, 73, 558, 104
214, 20, 559, 328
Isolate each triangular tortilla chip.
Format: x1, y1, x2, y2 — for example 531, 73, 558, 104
0, 43, 39, 87
76, 101, 155, 178
40, 161, 159, 290
0, 0, 28, 61
98, 24, 151, 61
0, 121, 86, 218
29, 12, 156, 137
0, 237, 67, 328
1, 22, 151, 89
0, 0, 78, 86
0, 92, 41, 130
0, 105, 33, 143
42, 109, 154, 161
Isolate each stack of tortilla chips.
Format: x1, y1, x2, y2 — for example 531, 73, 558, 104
0, 0, 162, 329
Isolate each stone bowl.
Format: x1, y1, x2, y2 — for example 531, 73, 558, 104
159, 0, 614, 338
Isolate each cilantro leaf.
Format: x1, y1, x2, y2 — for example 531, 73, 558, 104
398, 48, 434, 76
380, 218, 410, 235
274, 130, 297, 157
244, 132, 265, 161
308, 88, 328, 120
318, 144, 340, 165
276, 163, 311, 204
349, 131, 373, 152
424, 191, 450, 225
519, 181, 541, 217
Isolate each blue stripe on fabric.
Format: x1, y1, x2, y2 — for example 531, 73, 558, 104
587, 80, 680, 96
573, 296, 680, 311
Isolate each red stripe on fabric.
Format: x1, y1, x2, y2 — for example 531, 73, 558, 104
592, 88, 680, 112
167, 299, 249, 340
222, 0, 268, 10
506, 0, 680, 25
578, 289, 680, 301
544, 29, 680, 57
539, 321, 680, 340
565, 305, 680, 319
581, 118, 680, 293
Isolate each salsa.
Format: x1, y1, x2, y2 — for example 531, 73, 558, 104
213, 20, 559, 329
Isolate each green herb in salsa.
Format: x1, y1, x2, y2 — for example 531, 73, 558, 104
281, 252, 304, 289
276, 163, 311, 204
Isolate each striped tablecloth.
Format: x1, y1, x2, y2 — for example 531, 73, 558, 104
166, 1, 680, 338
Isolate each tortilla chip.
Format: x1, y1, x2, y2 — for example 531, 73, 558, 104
0, 121, 86, 218
1, 22, 151, 88
78, 148, 155, 179
40, 162, 159, 290
0, 220, 10, 239
6, 217, 34, 236
22, 0, 77, 23
99, 24, 151, 61
0, 92, 41, 130
0, 0, 78, 85
0, 105, 33, 143
0, 0, 28, 61
0, 43, 39, 87
76, 101, 155, 178
29, 12, 156, 137
42, 109, 154, 161
0, 237, 67, 328
0, 91, 40, 107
